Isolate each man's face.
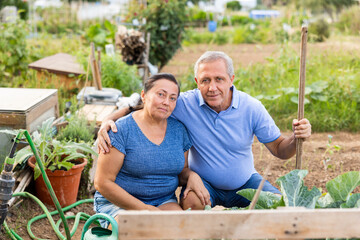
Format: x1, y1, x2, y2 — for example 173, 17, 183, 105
195, 59, 234, 113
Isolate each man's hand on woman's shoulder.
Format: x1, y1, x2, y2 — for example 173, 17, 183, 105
97, 120, 118, 154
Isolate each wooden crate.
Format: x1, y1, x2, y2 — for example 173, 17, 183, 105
116, 208, 360, 239
0, 88, 59, 132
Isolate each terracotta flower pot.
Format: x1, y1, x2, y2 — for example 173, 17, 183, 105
28, 156, 87, 207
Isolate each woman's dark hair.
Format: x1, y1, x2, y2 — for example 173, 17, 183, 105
144, 73, 180, 96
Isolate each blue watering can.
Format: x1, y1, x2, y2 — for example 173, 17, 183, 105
81, 213, 118, 240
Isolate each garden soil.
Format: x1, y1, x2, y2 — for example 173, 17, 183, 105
2, 41, 360, 239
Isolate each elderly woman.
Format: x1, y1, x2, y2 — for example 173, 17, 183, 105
94, 73, 207, 229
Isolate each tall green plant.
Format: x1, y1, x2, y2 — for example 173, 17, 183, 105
84, 20, 117, 50
96, 54, 142, 96
0, 20, 29, 83
140, 0, 187, 70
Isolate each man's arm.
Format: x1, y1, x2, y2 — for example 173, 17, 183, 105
97, 107, 131, 153
264, 118, 311, 159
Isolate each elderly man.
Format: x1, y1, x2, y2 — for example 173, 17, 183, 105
97, 51, 311, 210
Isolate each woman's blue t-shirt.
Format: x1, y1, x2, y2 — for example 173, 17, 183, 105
95, 113, 192, 206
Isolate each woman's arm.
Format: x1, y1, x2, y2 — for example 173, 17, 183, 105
94, 147, 158, 210
178, 151, 211, 206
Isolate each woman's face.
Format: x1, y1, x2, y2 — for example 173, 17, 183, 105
142, 79, 179, 120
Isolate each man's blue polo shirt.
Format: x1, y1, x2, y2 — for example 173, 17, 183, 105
171, 86, 281, 190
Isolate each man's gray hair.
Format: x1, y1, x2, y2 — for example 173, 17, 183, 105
194, 51, 234, 79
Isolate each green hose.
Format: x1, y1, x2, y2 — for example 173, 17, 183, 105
22, 131, 72, 240
3, 193, 95, 239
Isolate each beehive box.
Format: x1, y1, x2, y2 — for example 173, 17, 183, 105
0, 88, 59, 132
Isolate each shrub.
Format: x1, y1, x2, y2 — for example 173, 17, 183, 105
0, 20, 29, 83
57, 114, 96, 144
226, 1, 242, 11
99, 54, 142, 96
222, 15, 253, 26
336, 6, 360, 35
140, 0, 187, 70
308, 19, 330, 42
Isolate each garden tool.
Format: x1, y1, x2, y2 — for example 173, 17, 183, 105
295, 25, 308, 169
81, 213, 118, 240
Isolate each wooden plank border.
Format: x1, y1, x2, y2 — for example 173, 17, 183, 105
116, 208, 360, 239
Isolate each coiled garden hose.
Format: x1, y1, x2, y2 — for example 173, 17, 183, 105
3, 193, 95, 239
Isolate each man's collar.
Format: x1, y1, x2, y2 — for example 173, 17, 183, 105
197, 85, 240, 109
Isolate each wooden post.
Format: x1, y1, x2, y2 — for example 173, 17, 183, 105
249, 164, 271, 210
90, 43, 102, 90
295, 26, 308, 169
143, 32, 151, 83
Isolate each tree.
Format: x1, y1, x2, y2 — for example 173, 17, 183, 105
140, 0, 187, 70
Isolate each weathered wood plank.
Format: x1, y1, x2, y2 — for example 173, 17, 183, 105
79, 104, 116, 125
116, 208, 360, 239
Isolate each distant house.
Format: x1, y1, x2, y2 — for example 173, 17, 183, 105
249, 10, 280, 19
198, 0, 257, 13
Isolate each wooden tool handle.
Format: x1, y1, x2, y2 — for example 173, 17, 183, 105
295, 26, 308, 170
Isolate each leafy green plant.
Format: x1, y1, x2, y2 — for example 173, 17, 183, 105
336, 5, 360, 35
84, 20, 117, 50
139, 0, 187, 70
56, 110, 97, 198
89, 54, 142, 96
321, 135, 341, 171
56, 113, 96, 144
0, 19, 29, 82
236, 170, 360, 210
308, 19, 330, 42
14, 118, 97, 180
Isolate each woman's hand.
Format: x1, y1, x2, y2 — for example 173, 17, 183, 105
182, 172, 211, 206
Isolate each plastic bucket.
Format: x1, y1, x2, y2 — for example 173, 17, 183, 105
208, 20, 217, 32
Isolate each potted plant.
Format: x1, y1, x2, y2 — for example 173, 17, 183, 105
56, 111, 97, 198
15, 117, 97, 207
